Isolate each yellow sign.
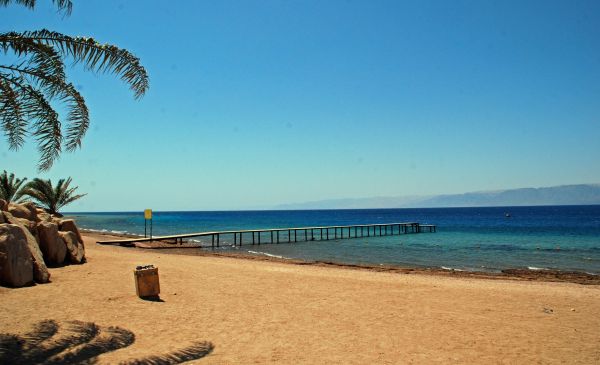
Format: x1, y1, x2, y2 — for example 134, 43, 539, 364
144, 209, 152, 220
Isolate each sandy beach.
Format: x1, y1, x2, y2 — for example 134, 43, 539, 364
1, 232, 599, 364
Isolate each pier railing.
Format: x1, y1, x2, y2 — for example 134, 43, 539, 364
97, 222, 436, 248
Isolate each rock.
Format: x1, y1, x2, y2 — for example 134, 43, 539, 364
3, 212, 50, 283
37, 212, 52, 223
7, 202, 38, 222
0, 224, 34, 287
37, 221, 66, 266
0, 199, 7, 212
59, 231, 84, 264
22, 202, 41, 222
17, 218, 37, 235
59, 219, 84, 244
0, 212, 5, 224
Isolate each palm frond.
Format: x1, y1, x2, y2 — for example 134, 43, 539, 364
0, 62, 89, 152
0, 73, 62, 170
0, 34, 66, 84
8, 30, 149, 99
0, 0, 72, 15
21, 177, 85, 213
0, 74, 28, 149
20, 178, 54, 211
0, 170, 28, 202
0, 30, 147, 170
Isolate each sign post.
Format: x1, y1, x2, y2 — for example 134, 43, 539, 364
144, 209, 153, 239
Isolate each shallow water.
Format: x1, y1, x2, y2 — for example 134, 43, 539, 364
69, 205, 600, 274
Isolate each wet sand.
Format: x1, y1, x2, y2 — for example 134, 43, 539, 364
1, 232, 599, 364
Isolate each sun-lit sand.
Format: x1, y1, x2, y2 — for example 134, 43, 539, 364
1, 232, 599, 364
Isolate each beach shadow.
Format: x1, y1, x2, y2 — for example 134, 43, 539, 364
139, 296, 165, 302
0, 320, 213, 364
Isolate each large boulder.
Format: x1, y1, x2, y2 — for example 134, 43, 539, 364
37, 221, 66, 266
17, 218, 37, 235
0, 199, 7, 212
7, 202, 38, 222
3, 212, 50, 283
0, 224, 34, 287
59, 231, 85, 264
59, 219, 84, 244
0, 212, 5, 224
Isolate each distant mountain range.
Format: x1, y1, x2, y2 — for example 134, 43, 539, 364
275, 184, 600, 210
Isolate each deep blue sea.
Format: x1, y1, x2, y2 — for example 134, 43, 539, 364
67, 206, 600, 274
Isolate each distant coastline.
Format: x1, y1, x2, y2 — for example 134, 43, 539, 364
276, 183, 600, 210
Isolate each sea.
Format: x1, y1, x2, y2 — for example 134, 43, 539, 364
67, 205, 600, 274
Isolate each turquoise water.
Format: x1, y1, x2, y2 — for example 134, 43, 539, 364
68, 206, 600, 274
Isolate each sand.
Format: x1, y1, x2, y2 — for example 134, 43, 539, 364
1, 233, 599, 364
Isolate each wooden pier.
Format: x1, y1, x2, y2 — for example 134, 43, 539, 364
97, 222, 436, 248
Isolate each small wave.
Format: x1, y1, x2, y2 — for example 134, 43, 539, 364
441, 266, 465, 272
80, 228, 145, 237
527, 266, 548, 271
247, 250, 289, 260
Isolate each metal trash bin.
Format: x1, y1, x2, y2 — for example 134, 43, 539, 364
134, 265, 160, 298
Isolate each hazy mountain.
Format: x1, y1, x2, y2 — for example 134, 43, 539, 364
275, 184, 600, 210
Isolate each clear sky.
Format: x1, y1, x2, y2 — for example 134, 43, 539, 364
1, 0, 600, 211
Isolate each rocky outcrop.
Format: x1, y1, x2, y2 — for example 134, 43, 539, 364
8, 202, 38, 222
59, 219, 84, 244
0, 224, 34, 287
37, 222, 67, 266
0, 202, 85, 287
59, 231, 85, 264
3, 212, 50, 283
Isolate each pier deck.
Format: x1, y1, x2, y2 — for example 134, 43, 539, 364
97, 222, 436, 248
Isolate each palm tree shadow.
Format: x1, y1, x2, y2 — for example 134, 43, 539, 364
0, 320, 213, 365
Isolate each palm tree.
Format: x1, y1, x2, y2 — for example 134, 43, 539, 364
0, 0, 149, 171
21, 177, 85, 214
0, 170, 27, 202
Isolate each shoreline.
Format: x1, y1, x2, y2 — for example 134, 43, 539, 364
86, 230, 600, 285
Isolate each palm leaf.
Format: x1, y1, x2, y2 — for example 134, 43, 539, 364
0, 170, 27, 202
0, 62, 89, 152
0, 75, 28, 149
6, 30, 149, 99
21, 177, 85, 213
0, 0, 72, 15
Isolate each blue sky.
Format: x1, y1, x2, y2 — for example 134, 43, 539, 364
1, 0, 599, 211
